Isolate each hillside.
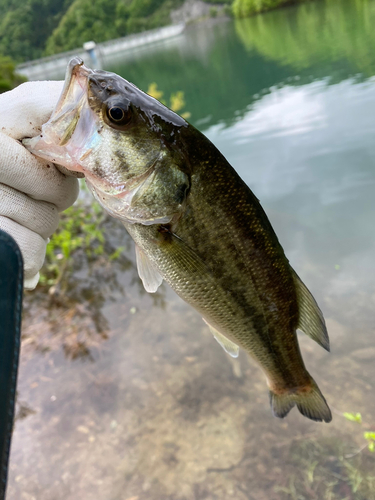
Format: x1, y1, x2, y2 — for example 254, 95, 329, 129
0, 0, 308, 64
44, 0, 187, 55
0, 0, 75, 61
0, 0, 228, 62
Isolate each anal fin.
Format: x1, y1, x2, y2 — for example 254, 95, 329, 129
203, 319, 239, 358
292, 269, 330, 352
135, 245, 163, 293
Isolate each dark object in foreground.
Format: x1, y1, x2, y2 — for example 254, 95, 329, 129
0, 229, 23, 499
24, 58, 332, 423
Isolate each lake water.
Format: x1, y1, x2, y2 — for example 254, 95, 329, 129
8, 0, 375, 498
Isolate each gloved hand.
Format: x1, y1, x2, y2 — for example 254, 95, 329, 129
0, 81, 80, 289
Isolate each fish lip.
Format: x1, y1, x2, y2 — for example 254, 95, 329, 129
45, 57, 95, 147
54, 58, 93, 116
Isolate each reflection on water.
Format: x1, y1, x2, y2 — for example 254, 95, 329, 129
8, 0, 375, 498
235, 0, 375, 76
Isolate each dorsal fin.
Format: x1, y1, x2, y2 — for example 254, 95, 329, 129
203, 319, 240, 358
292, 270, 330, 352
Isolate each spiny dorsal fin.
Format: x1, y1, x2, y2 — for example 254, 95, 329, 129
135, 244, 163, 293
292, 269, 330, 352
203, 319, 240, 358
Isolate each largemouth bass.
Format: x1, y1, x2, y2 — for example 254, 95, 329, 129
24, 58, 332, 423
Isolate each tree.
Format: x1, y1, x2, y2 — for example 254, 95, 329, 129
0, 54, 26, 93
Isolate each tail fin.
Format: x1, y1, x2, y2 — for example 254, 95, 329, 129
269, 379, 332, 423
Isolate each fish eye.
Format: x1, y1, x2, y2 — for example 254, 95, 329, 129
106, 104, 132, 126
108, 107, 124, 121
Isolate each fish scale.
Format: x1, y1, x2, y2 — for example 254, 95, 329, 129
125, 136, 303, 379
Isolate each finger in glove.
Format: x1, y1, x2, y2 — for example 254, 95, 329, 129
0, 132, 79, 211
0, 183, 59, 239
0, 216, 46, 281
0, 81, 64, 140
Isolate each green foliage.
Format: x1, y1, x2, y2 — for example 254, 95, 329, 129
0, 0, 184, 61
127, 0, 164, 19
232, 0, 306, 18
44, 0, 184, 55
364, 432, 375, 453
343, 411, 375, 454
209, 6, 218, 17
0, 54, 26, 92
343, 411, 363, 424
204, 0, 231, 4
40, 198, 110, 288
45, 0, 123, 54
0, 0, 74, 61
0, 0, 234, 61
147, 82, 191, 119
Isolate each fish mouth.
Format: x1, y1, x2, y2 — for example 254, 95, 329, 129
50, 58, 93, 146
23, 58, 99, 172
58, 58, 92, 112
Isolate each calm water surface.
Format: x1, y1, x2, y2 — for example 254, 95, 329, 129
9, 0, 375, 498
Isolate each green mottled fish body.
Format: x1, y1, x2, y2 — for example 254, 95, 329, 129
24, 58, 332, 423
124, 128, 330, 421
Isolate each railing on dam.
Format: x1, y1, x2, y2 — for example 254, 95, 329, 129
16, 24, 185, 81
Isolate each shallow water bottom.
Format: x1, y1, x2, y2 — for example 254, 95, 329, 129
7, 223, 375, 500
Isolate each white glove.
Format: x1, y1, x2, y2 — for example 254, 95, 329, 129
0, 81, 80, 289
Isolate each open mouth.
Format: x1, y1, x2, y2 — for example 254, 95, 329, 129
23, 58, 99, 172
56, 58, 93, 114
49, 58, 93, 146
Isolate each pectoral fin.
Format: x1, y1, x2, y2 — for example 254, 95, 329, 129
135, 245, 163, 293
292, 270, 330, 352
203, 319, 239, 358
